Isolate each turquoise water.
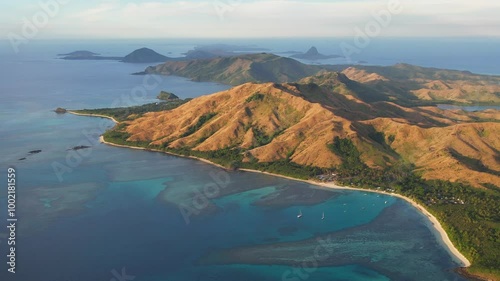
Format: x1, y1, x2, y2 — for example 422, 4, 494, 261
0, 40, 486, 280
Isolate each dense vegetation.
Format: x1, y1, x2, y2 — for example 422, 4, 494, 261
181, 112, 218, 137
245, 93, 265, 103
326, 137, 500, 278
327, 136, 365, 174
243, 160, 323, 180
166, 147, 322, 179
251, 127, 284, 147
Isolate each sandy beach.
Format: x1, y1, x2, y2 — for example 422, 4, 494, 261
68, 111, 120, 124
72, 111, 472, 268
98, 135, 229, 170
239, 168, 471, 267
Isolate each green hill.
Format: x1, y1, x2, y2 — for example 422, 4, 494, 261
143, 53, 323, 85
122, 47, 170, 63
143, 53, 500, 106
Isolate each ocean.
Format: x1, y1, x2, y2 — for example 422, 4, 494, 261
1, 37, 498, 281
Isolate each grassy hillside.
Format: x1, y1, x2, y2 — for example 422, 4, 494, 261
341, 64, 500, 105
121, 74, 499, 187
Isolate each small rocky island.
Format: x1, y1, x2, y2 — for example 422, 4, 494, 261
291, 46, 342, 60
54, 107, 67, 114
157, 91, 179, 101
67, 145, 91, 151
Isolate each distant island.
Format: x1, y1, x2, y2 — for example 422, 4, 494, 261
183, 44, 270, 59
141, 53, 500, 106
58, 44, 268, 63
121, 47, 170, 63
57, 51, 122, 61
54, 107, 67, 114
141, 53, 322, 86
291, 46, 342, 60
58, 47, 170, 63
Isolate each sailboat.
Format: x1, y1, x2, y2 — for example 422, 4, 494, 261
297, 209, 303, 218
321, 212, 325, 220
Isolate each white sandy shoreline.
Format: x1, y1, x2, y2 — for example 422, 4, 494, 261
239, 168, 471, 267
70, 111, 472, 268
67, 111, 120, 123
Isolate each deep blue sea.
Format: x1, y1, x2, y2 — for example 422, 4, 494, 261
0, 37, 498, 281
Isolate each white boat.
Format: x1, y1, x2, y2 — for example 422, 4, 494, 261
321, 212, 325, 220
297, 209, 303, 218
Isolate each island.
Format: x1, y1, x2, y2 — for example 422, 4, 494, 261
57, 50, 122, 61
58, 48, 170, 63
59, 45, 267, 63
54, 107, 67, 114
141, 53, 500, 105
72, 53, 500, 280
121, 47, 170, 63
157, 91, 179, 101
291, 46, 342, 60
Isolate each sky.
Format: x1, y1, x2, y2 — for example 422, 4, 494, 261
2, 0, 500, 39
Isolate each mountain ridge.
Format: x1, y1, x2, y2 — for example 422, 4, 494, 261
143, 53, 323, 85
122, 73, 499, 188
142, 53, 500, 105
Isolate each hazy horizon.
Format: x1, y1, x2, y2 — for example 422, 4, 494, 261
3, 0, 500, 40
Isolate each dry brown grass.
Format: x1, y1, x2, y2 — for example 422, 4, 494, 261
125, 75, 500, 187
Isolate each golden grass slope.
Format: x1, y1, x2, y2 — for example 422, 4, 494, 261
342, 67, 388, 83
127, 82, 349, 168
368, 118, 500, 187
124, 73, 500, 188
343, 66, 500, 104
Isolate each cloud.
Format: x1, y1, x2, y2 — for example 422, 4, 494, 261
72, 3, 119, 22
3, 0, 500, 38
